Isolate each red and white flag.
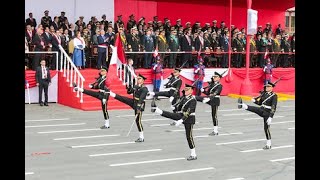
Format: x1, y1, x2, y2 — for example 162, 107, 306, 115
106, 34, 126, 86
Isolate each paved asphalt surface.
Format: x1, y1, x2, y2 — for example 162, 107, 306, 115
25, 96, 295, 180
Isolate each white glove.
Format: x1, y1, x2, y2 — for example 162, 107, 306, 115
200, 88, 204, 92
169, 96, 174, 102
267, 117, 272, 125
99, 89, 105, 93
148, 92, 155, 96
251, 98, 256, 102
102, 99, 106, 105
175, 119, 183, 127
203, 97, 210, 103
109, 91, 116, 97
89, 84, 93, 88
170, 105, 175, 110
155, 107, 163, 114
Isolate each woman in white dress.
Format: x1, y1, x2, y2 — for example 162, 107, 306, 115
72, 31, 86, 69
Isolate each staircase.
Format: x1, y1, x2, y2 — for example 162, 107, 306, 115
57, 45, 131, 111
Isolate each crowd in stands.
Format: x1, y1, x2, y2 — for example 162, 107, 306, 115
25, 10, 295, 71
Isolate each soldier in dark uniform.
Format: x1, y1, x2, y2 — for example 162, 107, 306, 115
108, 74, 149, 142
211, 20, 219, 33
26, 12, 37, 28
100, 14, 109, 31
152, 16, 159, 30
281, 34, 291, 68
41, 10, 52, 28
232, 32, 245, 68
238, 81, 278, 149
127, 14, 137, 32
196, 72, 223, 135
174, 19, 182, 30
73, 67, 111, 129
114, 15, 124, 33
151, 84, 198, 161
127, 27, 141, 68
168, 30, 179, 68
58, 11, 68, 27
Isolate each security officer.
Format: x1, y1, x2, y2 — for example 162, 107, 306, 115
238, 81, 278, 150
127, 26, 141, 68
152, 84, 198, 161
41, 10, 52, 28
196, 71, 223, 135
73, 66, 111, 129
108, 74, 149, 142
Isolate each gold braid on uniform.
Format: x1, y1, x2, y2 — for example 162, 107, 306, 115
270, 105, 276, 115
182, 108, 191, 120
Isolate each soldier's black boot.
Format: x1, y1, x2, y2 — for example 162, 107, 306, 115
72, 82, 77, 87
187, 156, 197, 161
263, 145, 272, 150
151, 97, 157, 113
135, 138, 144, 143
238, 98, 243, 109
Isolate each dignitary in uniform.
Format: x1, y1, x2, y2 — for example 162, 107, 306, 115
108, 74, 149, 142
196, 72, 223, 135
151, 84, 198, 161
127, 14, 137, 32
41, 10, 52, 28
73, 66, 111, 129
127, 27, 141, 68
168, 30, 179, 68
36, 59, 51, 106
193, 57, 205, 96
238, 81, 278, 149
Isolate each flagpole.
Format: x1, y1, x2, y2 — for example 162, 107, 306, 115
240, 0, 253, 95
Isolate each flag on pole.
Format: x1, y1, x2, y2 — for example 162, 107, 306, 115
115, 33, 126, 64
106, 39, 126, 86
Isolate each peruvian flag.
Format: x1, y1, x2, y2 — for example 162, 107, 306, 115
106, 34, 127, 86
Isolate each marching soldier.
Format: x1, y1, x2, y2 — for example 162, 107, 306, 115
73, 66, 111, 129
193, 57, 205, 96
196, 72, 224, 135
151, 84, 198, 161
238, 81, 278, 149
108, 74, 149, 142
41, 10, 52, 28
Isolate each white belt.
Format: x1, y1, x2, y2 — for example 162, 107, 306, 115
261, 105, 271, 109
98, 45, 107, 48
189, 113, 195, 116
214, 95, 220, 98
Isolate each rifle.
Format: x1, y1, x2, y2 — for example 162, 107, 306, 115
254, 76, 283, 99
202, 70, 228, 89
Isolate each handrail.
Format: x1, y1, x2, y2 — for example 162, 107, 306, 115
58, 45, 85, 103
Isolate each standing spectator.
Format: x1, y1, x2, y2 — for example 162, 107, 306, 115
263, 23, 272, 35
32, 28, 46, 70
272, 34, 282, 67
127, 27, 140, 68
41, 10, 52, 28
72, 31, 86, 69
174, 19, 182, 30
180, 29, 193, 67
51, 29, 62, 70
263, 58, 273, 85
75, 16, 86, 29
52, 16, 60, 31
36, 59, 51, 106
58, 11, 68, 26
257, 33, 267, 68
61, 19, 70, 32
249, 35, 257, 67
62, 29, 70, 53
127, 14, 137, 31
291, 34, 295, 67
232, 32, 244, 68
97, 29, 108, 69
281, 34, 291, 68
100, 14, 108, 31
168, 30, 179, 68
220, 31, 230, 68
91, 29, 100, 45
152, 57, 163, 98
156, 30, 168, 64
143, 29, 155, 68
275, 24, 282, 35
105, 27, 115, 46
25, 25, 34, 45
114, 15, 124, 33
26, 12, 37, 28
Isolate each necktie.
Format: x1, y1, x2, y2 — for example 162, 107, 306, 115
42, 66, 47, 79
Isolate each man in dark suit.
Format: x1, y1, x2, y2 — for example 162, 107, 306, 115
97, 29, 108, 69
35, 59, 51, 106
26, 12, 37, 28
41, 10, 52, 28
32, 28, 46, 70
180, 30, 193, 68
51, 30, 62, 70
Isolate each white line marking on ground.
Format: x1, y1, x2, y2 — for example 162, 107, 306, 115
216, 138, 266, 145
226, 178, 245, 180
38, 128, 100, 134
26, 123, 85, 128
241, 145, 294, 153
25, 118, 70, 122
271, 121, 294, 125
205, 109, 241, 112
110, 157, 185, 167
25, 172, 34, 175
70, 142, 135, 148
243, 116, 284, 121
116, 114, 158, 118
281, 106, 295, 108
134, 167, 215, 178
288, 127, 295, 130
270, 157, 295, 162
169, 127, 220, 132
90, 149, 162, 157
222, 113, 254, 116
142, 118, 168, 122
194, 132, 243, 138
53, 134, 120, 141
152, 122, 199, 127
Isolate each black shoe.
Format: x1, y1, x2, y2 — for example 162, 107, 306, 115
74, 87, 79, 91
135, 138, 144, 142
187, 156, 197, 161
40, 102, 44, 106
44, 103, 49, 106
151, 98, 157, 113
100, 125, 110, 129
208, 131, 218, 136
263, 145, 271, 150
155, 97, 160, 101
72, 82, 77, 87
170, 122, 176, 126
238, 98, 243, 109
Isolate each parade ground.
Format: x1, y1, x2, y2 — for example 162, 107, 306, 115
25, 97, 295, 180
